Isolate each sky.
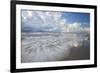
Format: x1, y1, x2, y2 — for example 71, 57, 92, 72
21, 10, 90, 32
62, 12, 90, 27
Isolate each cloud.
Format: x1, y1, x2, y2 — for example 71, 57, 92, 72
21, 10, 89, 33
66, 22, 81, 32
22, 10, 66, 32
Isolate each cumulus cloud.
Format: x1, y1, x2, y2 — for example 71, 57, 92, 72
22, 10, 65, 32
21, 10, 89, 33
66, 22, 89, 33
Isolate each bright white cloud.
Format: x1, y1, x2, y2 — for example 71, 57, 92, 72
27, 11, 33, 17
22, 10, 89, 33
22, 10, 65, 32
66, 22, 81, 32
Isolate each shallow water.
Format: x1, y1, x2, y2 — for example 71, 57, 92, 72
21, 32, 90, 63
